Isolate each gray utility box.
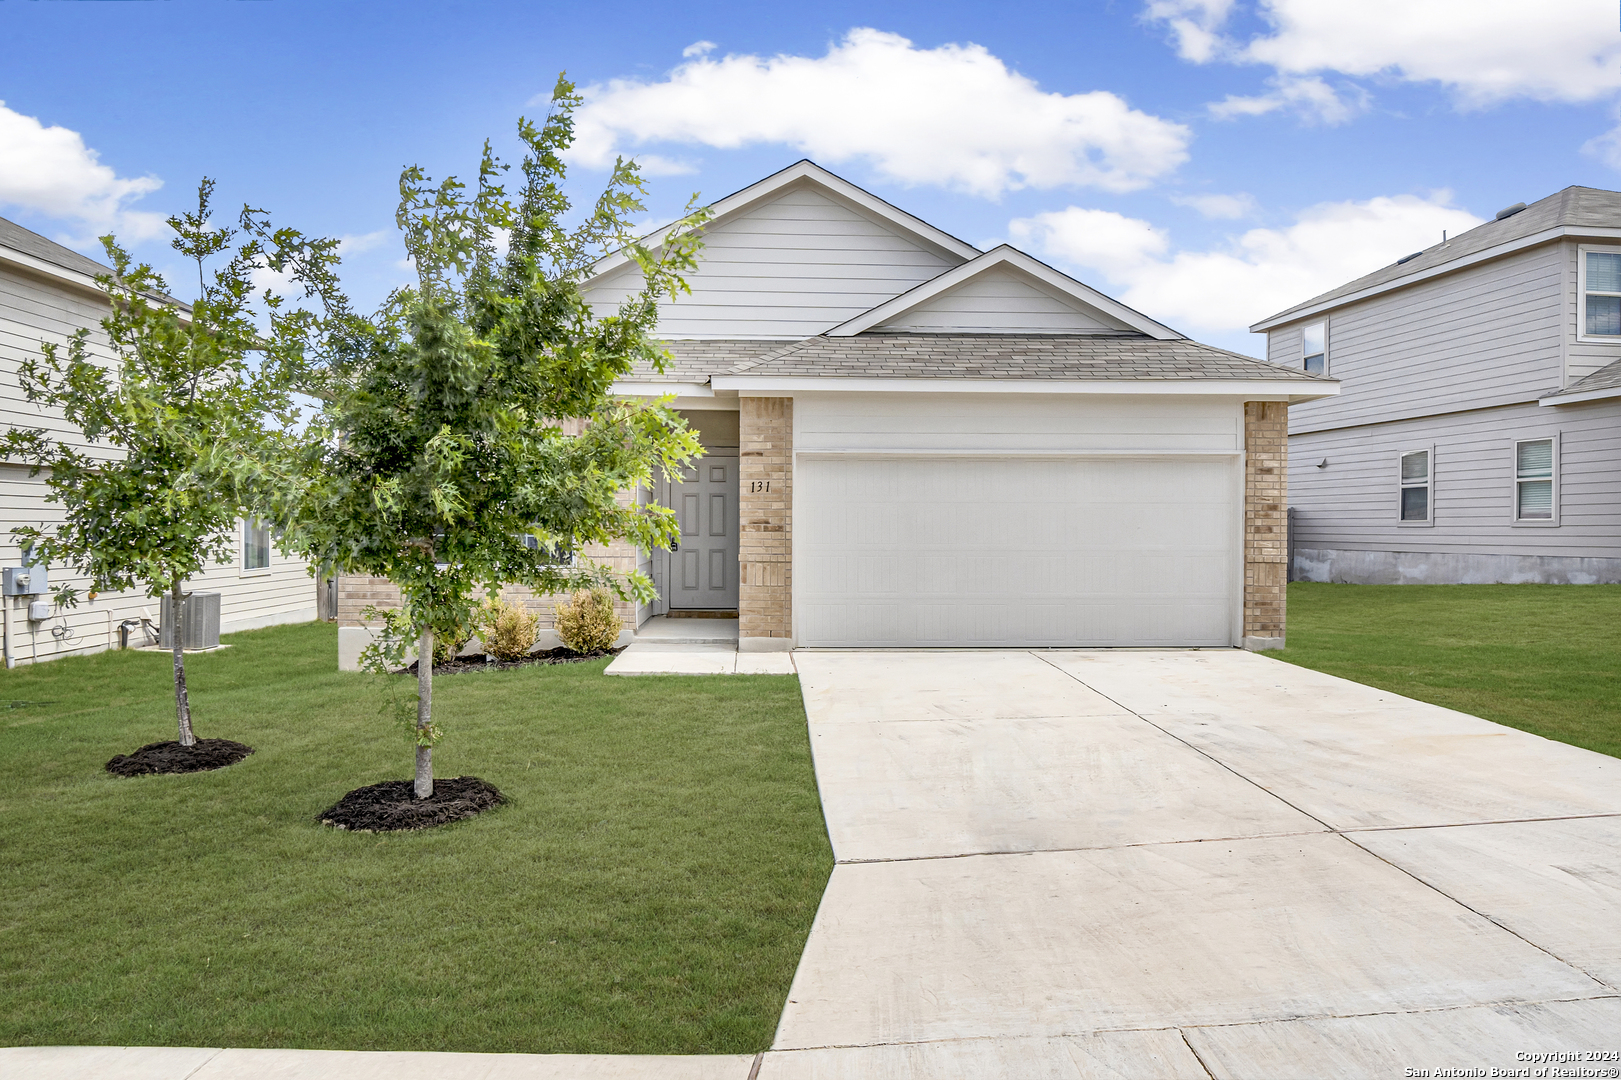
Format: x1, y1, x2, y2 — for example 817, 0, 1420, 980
159, 592, 222, 650
3, 565, 48, 596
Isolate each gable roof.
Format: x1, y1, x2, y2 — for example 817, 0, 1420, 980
584, 160, 981, 284
1252, 186, 1621, 331
828, 246, 1183, 340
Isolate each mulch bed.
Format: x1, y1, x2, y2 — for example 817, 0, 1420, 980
105, 738, 255, 777
317, 776, 506, 832
406, 645, 624, 677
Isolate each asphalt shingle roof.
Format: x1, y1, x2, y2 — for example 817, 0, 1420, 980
633, 339, 796, 380
1545, 356, 1621, 399
1255, 185, 1621, 328
0, 215, 114, 280
718, 333, 1332, 382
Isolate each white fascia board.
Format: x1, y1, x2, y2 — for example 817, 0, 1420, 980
1539, 384, 1621, 406
1248, 225, 1618, 332
610, 380, 715, 398
582, 160, 980, 283
713, 375, 1339, 401
826, 245, 1183, 340
0, 245, 106, 299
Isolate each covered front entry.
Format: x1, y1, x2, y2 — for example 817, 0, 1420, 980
663, 455, 740, 610
794, 454, 1239, 648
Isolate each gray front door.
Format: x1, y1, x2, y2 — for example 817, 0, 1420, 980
668, 455, 739, 610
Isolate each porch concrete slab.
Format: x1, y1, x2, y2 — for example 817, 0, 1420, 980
604, 642, 737, 676
771, 834, 1605, 1051
1350, 815, 1621, 988
736, 651, 796, 675
1182, 997, 1621, 1080
0, 1046, 760, 1080
634, 616, 739, 644
809, 715, 1324, 862
1041, 649, 1621, 829
794, 650, 1127, 725
757, 1030, 1209, 1079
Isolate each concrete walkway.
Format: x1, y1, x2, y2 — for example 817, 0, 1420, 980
606, 616, 794, 676
760, 648, 1621, 1078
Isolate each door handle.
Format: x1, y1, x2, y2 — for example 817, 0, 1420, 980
671, 540, 679, 552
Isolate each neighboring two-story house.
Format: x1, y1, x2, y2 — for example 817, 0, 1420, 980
1252, 186, 1621, 585
1, 215, 319, 665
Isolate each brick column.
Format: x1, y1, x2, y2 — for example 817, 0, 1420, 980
1243, 401, 1288, 650
738, 396, 793, 651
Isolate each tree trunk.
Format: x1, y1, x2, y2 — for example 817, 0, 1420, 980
415, 627, 433, 799
171, 576, 196, 747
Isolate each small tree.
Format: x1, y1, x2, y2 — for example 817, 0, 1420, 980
266, 77, 705, 799
1, 182, 302, 747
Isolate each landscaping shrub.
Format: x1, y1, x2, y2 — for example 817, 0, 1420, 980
433, 617, 475, 665
478, 596, 540, 661
553, 588, 623, 653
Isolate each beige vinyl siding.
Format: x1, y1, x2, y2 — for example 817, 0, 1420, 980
1, 465, 316, 664
1288, 399, 1621, 561
1286, 243, 1565, 436
2, 261, 317, 664
1267, 325, 1301, 370
1561, 239, 1621, 383
0, 263, 119, 456
874, 264, 1126, 333
581, 183, 963, 339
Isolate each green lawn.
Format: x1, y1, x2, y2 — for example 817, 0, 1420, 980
1268, 583, 1621, 759
0, 621, 831, 1054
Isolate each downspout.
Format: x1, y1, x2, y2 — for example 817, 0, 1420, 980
3, 595, 12, 669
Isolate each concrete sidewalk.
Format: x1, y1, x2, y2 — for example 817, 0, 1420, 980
762, 648, 1621, 1078
0, 1046, 757, 1079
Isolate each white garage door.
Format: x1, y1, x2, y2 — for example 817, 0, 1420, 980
795, 455, 1238, 648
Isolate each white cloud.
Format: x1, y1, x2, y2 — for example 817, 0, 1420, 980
1169, 191, 1257, 219
1582, 118, 1621, 171
1012, 192, 1483, 334
570, 28, 1192, 198
336, 230, 391, 257
0, 100, 166, 240
1208, 74, 1367, 124
1146, 0, 1621, 109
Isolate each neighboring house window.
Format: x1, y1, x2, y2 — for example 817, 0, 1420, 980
243, 518, 271, 570
1514, 438, 1557, 522
1399, 449, 1431, 523
1583, 250, 1621, 337
521, 532, 574, 566
1302, 322, 1326, 375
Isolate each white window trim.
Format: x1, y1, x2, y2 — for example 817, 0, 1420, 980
1397, 445, 1433, 526
1575, 244, 1621, 344
1511, 434, 1560, 527
1301, 320, 1328, 375
240, 517, 273, 576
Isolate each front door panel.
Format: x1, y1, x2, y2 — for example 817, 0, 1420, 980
667, 456, 739, 609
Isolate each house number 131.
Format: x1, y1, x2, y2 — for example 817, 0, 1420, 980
749, 480, 772, 493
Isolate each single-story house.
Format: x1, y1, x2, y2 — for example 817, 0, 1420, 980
335, 161, 1335, 659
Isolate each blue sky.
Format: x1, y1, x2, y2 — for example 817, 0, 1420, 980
3, 0, 1619, 354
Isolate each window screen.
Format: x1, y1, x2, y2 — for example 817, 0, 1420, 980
243, 518, 271, 570
1302, 322, 1326, 375
1399, 449, 1430, 522
1585, 252, 1621, 336
1515, 439, 1555, 520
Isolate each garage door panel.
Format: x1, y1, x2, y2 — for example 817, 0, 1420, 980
797, 456, 1237, 647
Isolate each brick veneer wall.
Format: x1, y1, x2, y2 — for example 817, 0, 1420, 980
1243, 400, 1288, 649
738, 396, 793, 647
335, 509, 642, 633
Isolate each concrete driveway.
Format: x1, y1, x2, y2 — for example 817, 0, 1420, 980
760, 649, 1621, 1079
